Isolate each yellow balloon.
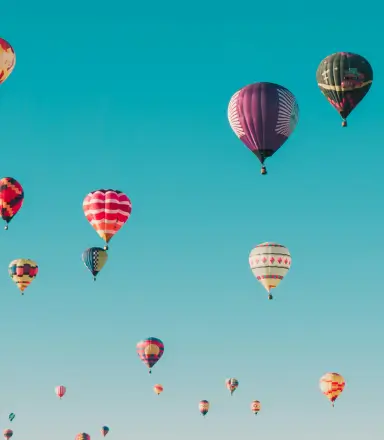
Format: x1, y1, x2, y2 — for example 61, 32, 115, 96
319, 372, 345, 406
8, 259, 38, 294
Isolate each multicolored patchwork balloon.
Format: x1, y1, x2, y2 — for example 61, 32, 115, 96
316, 52, 373, 127
55, 385, 66, 399
82, 247, 108, 281
3, 430, 13, 440
75, 434, 90, 440
228, 82, 299, 175
319, 372, 345, 407
83, 189, 132, 250
251, 400, 261, 415
153, 384, 163, 395
225, 378, 239, 396
0, 38, 16, 85
0, 177, 24, 230
8, 259, 38, 294
137, 337, 164, 374
101, 426, 109, 437
199, 400, 209, 417
249, 242, 291, 300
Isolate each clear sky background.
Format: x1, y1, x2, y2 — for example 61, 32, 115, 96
1, 1, 383, 439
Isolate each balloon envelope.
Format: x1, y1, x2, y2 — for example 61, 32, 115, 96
199, 400, 210, 416
0, 38, 16, 85
83, 189, 131, 246
319, 372, 345, 406
316, 52, 373, 125
249, 242, 291, 299
137, 337, 164, 373
101, 426, 109, 437
0, 177, 24, 229
8, 259, 38, 294
82, 247, 108, 280
228, 82, 299, 172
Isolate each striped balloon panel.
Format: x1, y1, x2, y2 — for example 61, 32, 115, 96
83, 189, 131, 243
8, 259, 38, 292
251, 400, 261, 413
55, 385, 66, 398
0, 38, 16, 85
75, 434, 90, 440
199, 400, 209, 415
136, 337, 164, 368
319, 373, 345, 403
82, 247, 108, 277
0, 177, 24, 223
249, 242, 291, 293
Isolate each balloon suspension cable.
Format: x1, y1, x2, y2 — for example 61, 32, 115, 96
261, 166, 267, 175
342, 119, 347, 127
268, 293, 273, 300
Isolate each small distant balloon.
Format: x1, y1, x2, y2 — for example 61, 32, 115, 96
251, 400, 261, 415
8, 258, 38, 294
82, 247, 108, 281
153, 384, 163, 395
3, 430, 13, 440
75, 434, 90, 440
225, 378, 239, 396
0, 177, 24, 230
0, 38, 16, 85
319, 372, 345, 407
199, 400, 209, 417
137, 337, 164, 374
55, 385, 66, 399
249, 242, 291, 300
8, 414, 15, 422
101, 426, 109, 437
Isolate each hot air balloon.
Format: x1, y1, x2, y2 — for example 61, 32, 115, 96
0, 177, 24, 230
225, 378, 239, 396
83, 189, 132, 250
75, 434, 90, 440
8, 414, 15, 423
249, 242, 291, 300
319, 372, 345, 407
55, 385, 66, 399
316, 52, 373, 127
101, 426, 109, 437
8, 259, 38, 294
251, 400, 261, 415
228, 82, 299, 175
199, 400, 209, 417
137, 337, 164, 374
3, 430, 12, 440
82, 247, 108, 281
0, 38, 16, 85
153, 384, 163, 395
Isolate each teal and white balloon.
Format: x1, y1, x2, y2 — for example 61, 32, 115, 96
82, 247, 108, 281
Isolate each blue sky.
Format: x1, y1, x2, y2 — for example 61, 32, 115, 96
0, 1, 382, 439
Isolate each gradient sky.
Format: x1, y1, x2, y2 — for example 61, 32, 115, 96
0, 1, 383, 439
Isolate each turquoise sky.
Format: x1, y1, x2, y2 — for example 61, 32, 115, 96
1, 1, 382, 439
